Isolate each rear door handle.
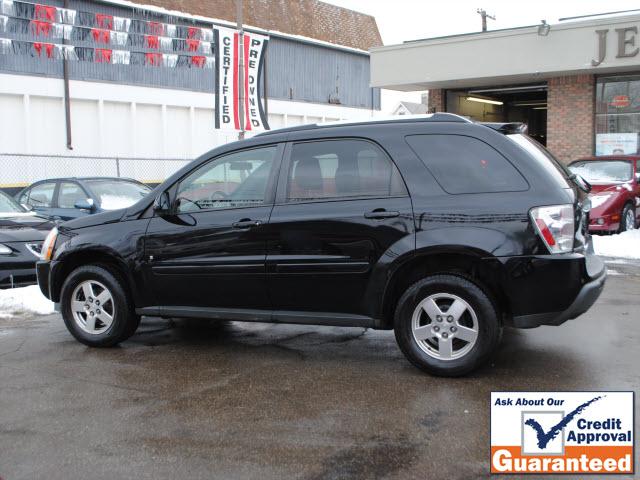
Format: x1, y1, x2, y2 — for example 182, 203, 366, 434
232, 219, 262, 229
364, 209, 400, 219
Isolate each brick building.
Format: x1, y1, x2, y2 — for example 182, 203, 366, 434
370, 12, 640, 163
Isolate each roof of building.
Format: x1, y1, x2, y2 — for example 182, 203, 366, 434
395, 101, 428, 114
127, 0, 382, 51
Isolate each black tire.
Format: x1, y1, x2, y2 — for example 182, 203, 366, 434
619, 204, 636, 233
60, 265, 140, 347
394, 274, 502, 377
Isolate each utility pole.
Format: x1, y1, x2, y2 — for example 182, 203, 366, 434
477, 8, 495, 32
236, 0, 245, 140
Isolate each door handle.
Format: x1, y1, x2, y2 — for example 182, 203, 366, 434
232, 219, 262, 229
364, 209, 400, 219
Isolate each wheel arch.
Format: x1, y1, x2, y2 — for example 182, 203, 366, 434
379, 247, 510, 329
51, 248, 135, 304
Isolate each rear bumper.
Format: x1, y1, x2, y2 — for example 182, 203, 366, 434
511, 254, 606, 328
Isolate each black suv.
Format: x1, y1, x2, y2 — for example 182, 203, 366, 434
36, 114, 606, 376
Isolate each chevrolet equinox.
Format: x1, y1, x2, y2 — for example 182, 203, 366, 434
37, 114, 606, 376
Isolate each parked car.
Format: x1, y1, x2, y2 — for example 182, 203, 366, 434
36, 114, 605, 376
0, 190, 54, 289
16, 177, 152, 222
568, 156, 640, 233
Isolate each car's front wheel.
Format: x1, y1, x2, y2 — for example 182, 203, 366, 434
620, 204, 636, 233
60, 265, 140, 347
394, 274, 502, 376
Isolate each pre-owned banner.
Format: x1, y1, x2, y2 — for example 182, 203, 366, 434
214, 26, 269, 131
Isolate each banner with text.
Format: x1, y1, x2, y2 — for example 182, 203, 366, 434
214, 27, 269, 131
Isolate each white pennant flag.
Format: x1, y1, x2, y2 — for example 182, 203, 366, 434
205, 56, 214, 69
111, 49, 130, 65
111, 31, 128, 46
55, 44, 78, 60
0, 0, 13, 15
201, 28, 213, 42
163, 53, 177, 68
159, 36, 172, 50
165, 24, 176, 37
113, 16, 131, 32
52, 23, 73, 40
56, 7, 76, 24
0, 37, 11, 54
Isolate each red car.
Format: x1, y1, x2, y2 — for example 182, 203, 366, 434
568, 155, 640, 233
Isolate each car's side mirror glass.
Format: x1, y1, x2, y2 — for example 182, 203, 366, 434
153, 191, 172, 214
74, 198, 95, 211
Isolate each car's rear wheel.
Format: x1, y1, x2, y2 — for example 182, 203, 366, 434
61, 265, 139, 347
394, 274, 501, 376
620, 204, 636, 232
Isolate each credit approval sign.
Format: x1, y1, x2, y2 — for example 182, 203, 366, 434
491, 392, 634, 474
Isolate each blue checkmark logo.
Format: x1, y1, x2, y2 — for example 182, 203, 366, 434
524, 396, 604, 450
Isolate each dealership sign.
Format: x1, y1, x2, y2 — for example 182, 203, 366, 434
491, 392, 634, 474
592, 26, 640, 66
214, 26, 270, 131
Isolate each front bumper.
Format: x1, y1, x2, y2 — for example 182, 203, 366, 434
511, 254, 606, 328
0, 266, 37, 289
36, 260, 53, 299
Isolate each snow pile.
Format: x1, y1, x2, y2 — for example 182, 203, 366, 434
0, 285, 55, 318
592, 230, 640, 259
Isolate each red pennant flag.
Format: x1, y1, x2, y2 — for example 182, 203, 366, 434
186, 39, 200, 52
191, 55, 205, 68
33, 42, 55, 58
95, 14, 113, 30
95, 48, 112, 63
148, 22, 164, 35
187, 27, 199, 39
31, 20, 52, 37
34, 4, 56, 21
91, 28, 110, 44
145, 52, 163, 66
145, 35, 159, 49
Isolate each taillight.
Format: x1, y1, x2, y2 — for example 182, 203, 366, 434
530, 205, 574, 254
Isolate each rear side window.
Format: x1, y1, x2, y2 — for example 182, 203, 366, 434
286, 139, 407, 202
406, 134, 528, 194
26, 182, 56, 207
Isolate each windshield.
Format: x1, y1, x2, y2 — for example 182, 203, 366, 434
568, 160, 633, 183
85, 180, 152, 210
0, 190, 26, 213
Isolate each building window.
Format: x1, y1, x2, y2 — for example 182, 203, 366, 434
595, 75, 640, 155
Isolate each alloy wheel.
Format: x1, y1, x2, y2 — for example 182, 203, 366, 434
411, 293, 479, 361
70, 280, 115, 334
624, 209, 635, 231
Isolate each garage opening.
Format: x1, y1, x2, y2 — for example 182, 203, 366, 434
445, 84, 548, 145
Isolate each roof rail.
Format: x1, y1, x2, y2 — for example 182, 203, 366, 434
255, 112, 471, 137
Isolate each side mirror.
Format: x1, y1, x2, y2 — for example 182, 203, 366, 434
74, 198, 95, 211
636, 173, 640, 185
153, 191, 172, 214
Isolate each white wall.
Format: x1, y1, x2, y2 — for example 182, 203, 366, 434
371, 13, 640, 90
0, 73, 375, 186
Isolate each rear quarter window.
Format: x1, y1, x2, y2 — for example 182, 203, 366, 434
405, 134, 529, 194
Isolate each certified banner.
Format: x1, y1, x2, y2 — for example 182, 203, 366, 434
214, 27, 269, 131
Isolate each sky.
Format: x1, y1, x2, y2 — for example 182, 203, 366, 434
324, 0, 640, 111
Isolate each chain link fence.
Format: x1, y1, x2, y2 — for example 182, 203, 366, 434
0, 153, 193, 194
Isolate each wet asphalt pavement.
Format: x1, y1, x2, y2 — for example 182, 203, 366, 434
1, 270, 639, 480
